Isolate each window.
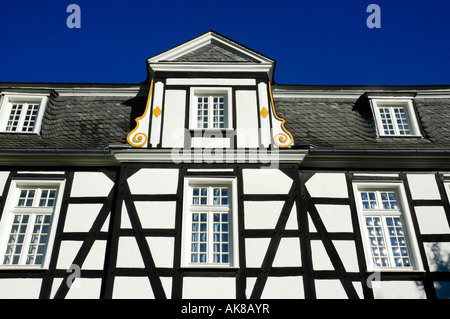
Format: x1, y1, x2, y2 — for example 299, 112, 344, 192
182, 177, 238, 267
190, 88, 232, 130
353, 182, 423, 271
0, 93, 49, 134
371, 99, 421, 137
0, 180, 65, 268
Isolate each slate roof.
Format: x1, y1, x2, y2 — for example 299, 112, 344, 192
0, 86, 450, 152
172, 43, 256, 63
0, 93, 145, 150
274, 95, 450, 150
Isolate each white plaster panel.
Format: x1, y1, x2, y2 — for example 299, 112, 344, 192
63, 204, 103, 233
258, 276, 304, 299
305, 173, 348, 198
146, 237, 174, 268
273, 238, 302, 267
127, 168, 179, 194
83, 240, 107, 270
372, 281, 426, 299
113, 276, 154, 299
257, 82, 271, 148
56, 241, 83, 270
415, 206, 450, 234
0, 171, 9, 194
70, 172, 114, 197
245, 238, 270, 268
235, 90, 259, 148
311, 240, 333, 270
121, 200, 131, 229
315, 280, 347, 299
285, 203, 298, 230
0, 279, 42, 299
162, 89, 186, 148
243, 169, 292, 194
244, 201, 283, 229
334, 241, 359, 273
315, 204, 353, 233
64, 278, 102, 299
149, 81, 165, 147
135, 201, 176, 229
183, 277, 235, 299
407, 174, 440, 200
190, 137, 231, 148
117, 237, 144, 268
424, 242, 450, 272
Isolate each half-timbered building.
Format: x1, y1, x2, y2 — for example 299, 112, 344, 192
0, 31, 448, 299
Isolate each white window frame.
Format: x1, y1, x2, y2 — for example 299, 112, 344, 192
0, 179, 65, 269
353, 181, 424, 272
0, 93, 49, 134
371, 99, 422, 137
181, 176, 238, 268
189, 87, 233, 130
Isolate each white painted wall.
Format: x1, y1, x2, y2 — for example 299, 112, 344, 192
63, 203, 103, 233
182, 277, 235, 298
407, 174, 440, 199
372, 281, 426, 299
70, 172, 114, 197
161, 89, 186, 148
249, 276, 304, 299
0, 279, 42, 298
243, 169, 292, 194
244, 201, 283, 229
127, 168, 179, 194
415, 206, 450, 234
235, 90, 259, 148
305, 173, 348, 198
134, 201, 176, 229
315, 204, 353, 233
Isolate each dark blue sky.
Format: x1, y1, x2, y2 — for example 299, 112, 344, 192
0, 0, 449, 85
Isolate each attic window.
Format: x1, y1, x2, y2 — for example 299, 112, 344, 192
190, 87, 232, 130
0, 93, 49, 134
371, 99, 421, 137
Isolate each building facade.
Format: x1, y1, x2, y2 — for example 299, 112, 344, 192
0, 31, 448, 299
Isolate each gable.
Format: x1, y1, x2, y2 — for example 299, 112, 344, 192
147, 31, 275, 80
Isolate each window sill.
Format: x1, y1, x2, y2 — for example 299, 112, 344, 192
366, 267, 425, 273
377, 134, 423, 138
0, 264, 48, 271
180, 264, 239, 270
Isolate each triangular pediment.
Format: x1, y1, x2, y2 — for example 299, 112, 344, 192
147, 31, 275, 79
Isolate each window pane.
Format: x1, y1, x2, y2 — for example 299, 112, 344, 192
365, 216, 389, 268
386, 217, 411, 267
6, 104, 23, 132
21, 104, 39, 132
3, 214, 29, 265
17, 189, 35, 207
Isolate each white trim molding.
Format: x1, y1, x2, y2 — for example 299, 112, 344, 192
0, 92, 50, 134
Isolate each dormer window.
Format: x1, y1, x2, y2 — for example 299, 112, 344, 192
0, 93, 49, 134
190, 87, 232, 130
371, 99, 422, 137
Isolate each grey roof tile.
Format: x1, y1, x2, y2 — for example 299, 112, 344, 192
172, 43, 255, 63
274, 96, 450, 150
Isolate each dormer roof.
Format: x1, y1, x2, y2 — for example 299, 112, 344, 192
147, 31, 275, 80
